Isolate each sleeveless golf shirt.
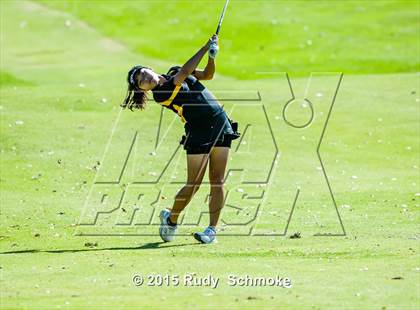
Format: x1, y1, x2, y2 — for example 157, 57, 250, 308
152, 72, 224, 123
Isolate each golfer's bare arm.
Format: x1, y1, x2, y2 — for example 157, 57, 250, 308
173, 36, 216, 85
194, 58, 215, 80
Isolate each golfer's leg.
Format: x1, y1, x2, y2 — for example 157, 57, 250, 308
208, 146, 229, 227
169, 153, 209, 223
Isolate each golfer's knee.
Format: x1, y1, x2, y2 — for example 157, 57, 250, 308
210, 175, 225, 188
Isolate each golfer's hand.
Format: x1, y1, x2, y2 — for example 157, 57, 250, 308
205, 34, 218, 49
207, 34, 219, 59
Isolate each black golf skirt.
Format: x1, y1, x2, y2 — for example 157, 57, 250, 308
180, 110, 241, 154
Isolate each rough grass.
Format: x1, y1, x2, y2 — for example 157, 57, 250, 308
37, 0, 420, 79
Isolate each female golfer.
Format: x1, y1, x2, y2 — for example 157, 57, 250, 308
121, 35, 240, 244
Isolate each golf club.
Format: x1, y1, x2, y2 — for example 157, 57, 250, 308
209, 0, 230, 58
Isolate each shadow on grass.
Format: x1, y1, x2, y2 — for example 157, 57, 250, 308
0, 242, 198, 255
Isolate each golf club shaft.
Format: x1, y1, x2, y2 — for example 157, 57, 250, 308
215, 0, 230, 35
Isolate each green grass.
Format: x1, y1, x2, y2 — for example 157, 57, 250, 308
37, 0, 420, 79
1, 1, 419, 309
0, 71, 34, 87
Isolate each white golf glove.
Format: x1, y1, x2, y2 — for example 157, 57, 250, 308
208, 41, 219, 59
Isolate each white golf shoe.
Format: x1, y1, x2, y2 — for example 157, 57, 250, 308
193, 226, 217, 244
159, 209, 177, 242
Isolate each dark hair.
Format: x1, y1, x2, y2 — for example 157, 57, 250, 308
121, 65, 149, 111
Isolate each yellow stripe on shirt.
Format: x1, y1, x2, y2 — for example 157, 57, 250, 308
160, 85, 181, 107
172, 104, 186, 123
